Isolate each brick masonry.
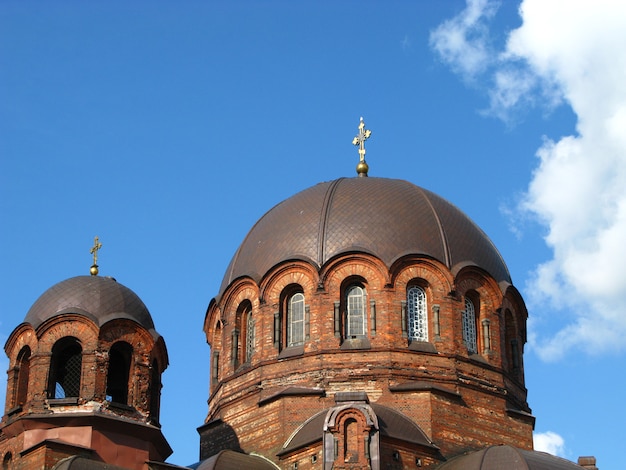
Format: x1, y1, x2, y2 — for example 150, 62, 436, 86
202, 252, 532, 469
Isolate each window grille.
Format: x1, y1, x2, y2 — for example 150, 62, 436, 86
462, 298, 477, 353
407, 286, 428, 341
346, 285, 366, 337
245, 310, 254, 362
50, 340, 82, 399
288, 292, 305, 347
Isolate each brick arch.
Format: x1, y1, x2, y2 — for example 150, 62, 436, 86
392, 259, 454, 340
36, 314, 100, 352
455, 267, 504, 362
218, 281, 260, 374
324, 404, 380, 469
455, 268, 503, 323
97, 319, 162, 410
205, 314, 222, 351
98, 318, 155, 355
99, 319, 156, 356
500, 286, 527, 386
321, 254, 388, 296
4, 324, 37, 369
259, 260, 319, 306
391, 257, 453, 296
204, 298, 220, 345
220, 279, 260, 322
32, 317, 98, 403
501, 285, 528, 341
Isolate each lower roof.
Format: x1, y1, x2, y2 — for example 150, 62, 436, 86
434, 445, 588, 470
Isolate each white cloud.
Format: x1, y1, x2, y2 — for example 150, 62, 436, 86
429, 0, 499, 79
534, 431, 565, 456
401, 34, 411, 50
432, 0, 626, 360
512, 0, 626, 360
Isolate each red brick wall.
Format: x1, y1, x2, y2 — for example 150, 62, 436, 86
202, 253, 533, 468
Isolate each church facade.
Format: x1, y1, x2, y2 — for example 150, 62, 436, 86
1, 120, 597, 470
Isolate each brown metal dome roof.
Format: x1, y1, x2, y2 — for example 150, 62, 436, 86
278, 403, 437, 456
219, 177, 510, 296
24, 275, 157, 334
434, 445, 587, 469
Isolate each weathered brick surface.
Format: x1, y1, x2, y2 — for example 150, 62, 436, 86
1, 309, 170, 469
202, 253, 532, 468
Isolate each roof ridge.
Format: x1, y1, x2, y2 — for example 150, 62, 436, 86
417, 187, 452, 268
318, 178, 343, 264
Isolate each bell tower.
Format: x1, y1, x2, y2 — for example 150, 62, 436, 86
0, 240, 171, 470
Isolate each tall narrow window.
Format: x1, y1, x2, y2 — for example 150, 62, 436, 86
505, 310, 521, 375
48, 337, 82, 399
287, 292, 305, 347
235, 301, 252, 366
344, 418, 359, 463
346, 285, 366, 337
16, 346, 31, 407
211, 321, 222, 390
106, 341, 133, 404
407, 286, 428, 341
3, 452, 12, 470
245, 308, 254, 362
462, 298, 477, 354
211, 351, 220, 385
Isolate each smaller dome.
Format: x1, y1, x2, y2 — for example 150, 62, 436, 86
279, 403, 436, 456
24, 276, 157, 333
436, 445, 586, 470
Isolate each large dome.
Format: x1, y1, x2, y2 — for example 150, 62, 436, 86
24, 275, 157, 334
219, 177, 510, 295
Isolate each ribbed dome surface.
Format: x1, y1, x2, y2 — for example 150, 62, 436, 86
25, 275, 156, 332
219, 177, 510, 295
435, 445, 586, 469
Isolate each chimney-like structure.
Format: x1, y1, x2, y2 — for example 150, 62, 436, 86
577, 456, 598, 470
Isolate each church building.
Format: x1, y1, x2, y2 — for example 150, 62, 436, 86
1, 119, 598, 470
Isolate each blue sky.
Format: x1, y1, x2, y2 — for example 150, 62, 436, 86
1, 1, 624, 468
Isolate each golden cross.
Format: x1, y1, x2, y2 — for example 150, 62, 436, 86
90, 236, 102, 266
352, 117, 372, 162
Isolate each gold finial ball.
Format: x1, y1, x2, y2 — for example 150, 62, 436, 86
356, 160, 369, 177
90, 265, 99, 276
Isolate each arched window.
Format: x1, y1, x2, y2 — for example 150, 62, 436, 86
16, 346, 31, 407
344, 418, 359, 463
287, 292, 305, 347
3, 452, 12, 470
276, 286, 308, 353
245, 307, 254, 363
149, 359, 161, 425
462, 298, 477, 354
48, 337, 82, 399
106, 341, 133, 404
505, 310, 521, 375
407, 286, 428, 341
211, 321, 222, 389
346, 285, 366, 338
234, 301, 252, 368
